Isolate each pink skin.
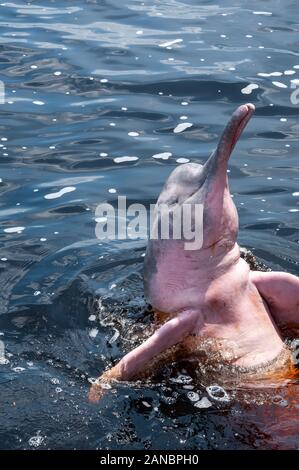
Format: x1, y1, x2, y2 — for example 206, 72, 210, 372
250, 271, 299, 334
89, 104, 299, 401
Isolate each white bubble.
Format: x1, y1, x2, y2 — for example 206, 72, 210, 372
142, 401, 151, 407
54, 71, 61, 76
194, 397, 213, 409
187, 391, 200, 402
152, 152, 172, 160
0, 357, 9, 365
44, 186, 76, 200
253, 11, 272, 15
176, 158, 190, 163
100, 78, 108, 83
109, 329, 120, 344
241, 83, 259, 94
89, 328, 99, 338
272, 81, 287, 88
29, 432, 44, 448
114, 156, 139, 163
100, 382, 111, 390
100, 152, 108, 157
4, 227, 25, 234
12, 367, 25, 372
108, 188, 117, 193
258, 72, 282, 77
173, 122, 193, 133
33, 100, 45, 105
206, 385, 230, 402
159, 38, 183, 48
128, 131, 139, 137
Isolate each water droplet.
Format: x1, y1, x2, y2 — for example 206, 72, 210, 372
206, 385, 230, 402
194, 397, 213, 409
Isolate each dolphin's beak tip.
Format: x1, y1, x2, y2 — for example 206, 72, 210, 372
237, 103, 255, 120
245, 102, 255, 112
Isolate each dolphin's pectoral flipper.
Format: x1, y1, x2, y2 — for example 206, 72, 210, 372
250, 271, 299, 334
90, 310, 199, 400
113, 309, 199, 381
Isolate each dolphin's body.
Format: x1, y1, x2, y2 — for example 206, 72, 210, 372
90, 104, 299, 398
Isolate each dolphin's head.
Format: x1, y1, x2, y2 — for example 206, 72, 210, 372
154, 103, 255, 254
144, 104, 255, 311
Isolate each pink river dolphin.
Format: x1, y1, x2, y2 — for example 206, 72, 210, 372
90, 103, 299, 402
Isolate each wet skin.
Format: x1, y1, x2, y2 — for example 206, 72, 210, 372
89, 103, 299, 402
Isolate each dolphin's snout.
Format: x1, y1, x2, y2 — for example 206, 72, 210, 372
212, 102, 255, 167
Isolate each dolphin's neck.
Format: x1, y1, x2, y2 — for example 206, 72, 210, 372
195, 242, 241, 281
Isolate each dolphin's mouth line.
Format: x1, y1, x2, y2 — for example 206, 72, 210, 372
230, 111, 250, 149
211, 103, 255, 167
229, 103, 255, 155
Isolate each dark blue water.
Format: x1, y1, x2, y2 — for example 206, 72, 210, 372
0, 0, 299, 450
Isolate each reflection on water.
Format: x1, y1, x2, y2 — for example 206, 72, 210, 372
0, 0, 299, 450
